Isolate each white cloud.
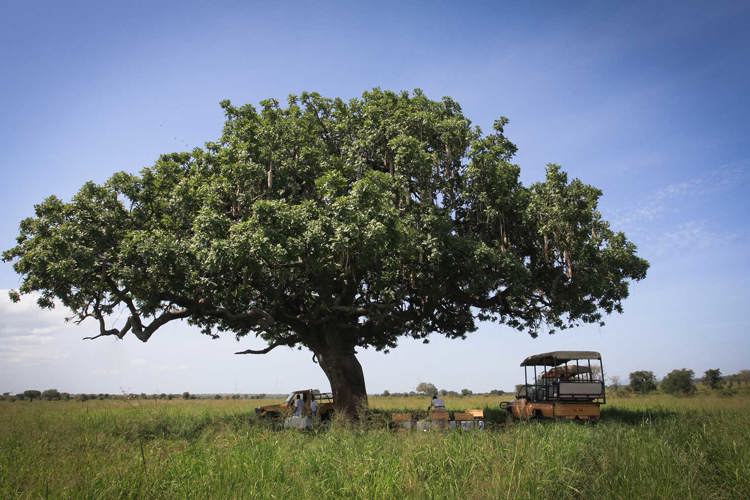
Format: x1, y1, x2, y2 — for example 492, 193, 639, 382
0, 342, 69, 364
30, 326, 59, 335
3, 335, 55, 345
610, 160, 750, 231
0, 291, 72, 335
0, 290, 75, 364
648, 220, 739, 257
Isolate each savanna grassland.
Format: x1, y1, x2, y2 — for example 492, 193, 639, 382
1, 392, 749, 499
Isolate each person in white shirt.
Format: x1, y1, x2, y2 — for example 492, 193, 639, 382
311, 398, 319, 419
294, 394, 304, 417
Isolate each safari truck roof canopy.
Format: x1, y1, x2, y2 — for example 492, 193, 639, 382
521, 351, 602, 367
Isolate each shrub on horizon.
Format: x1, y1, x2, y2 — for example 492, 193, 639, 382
661, 369, 697, 396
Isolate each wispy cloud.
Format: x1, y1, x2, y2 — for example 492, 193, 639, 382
0, 338, 69, 364
648, 220, 741, 257
610, 160, 750, 232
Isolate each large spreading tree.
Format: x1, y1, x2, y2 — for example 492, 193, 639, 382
3, 89, 648, 418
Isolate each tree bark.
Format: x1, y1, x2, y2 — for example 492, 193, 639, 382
315, 343, 368, 420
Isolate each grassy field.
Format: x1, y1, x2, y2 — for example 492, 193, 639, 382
1, 392, 749, 499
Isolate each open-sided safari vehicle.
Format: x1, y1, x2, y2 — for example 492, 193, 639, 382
503, 351, 605, 422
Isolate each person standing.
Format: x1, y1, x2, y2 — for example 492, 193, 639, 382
429, 394, 445, 410
294, 394, 304, 417
311, 398, 319, 419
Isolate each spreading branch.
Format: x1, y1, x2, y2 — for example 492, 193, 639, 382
235, 336, 299, 355
161, 293, 276, 330
83, 306, 191, 342
83, 315, 132, 341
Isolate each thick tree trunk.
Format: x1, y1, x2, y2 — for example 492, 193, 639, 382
315, 344, 368, 420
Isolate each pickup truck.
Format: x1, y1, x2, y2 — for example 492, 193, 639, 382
255, 389, 334, 421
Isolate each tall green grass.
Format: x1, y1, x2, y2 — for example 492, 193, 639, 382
1, 394, 749, 499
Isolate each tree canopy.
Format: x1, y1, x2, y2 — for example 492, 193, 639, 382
629, 370, 657, 394
3, 89, 648, 417
661, 369, 697, 396
702, 368, 723, 390
23, 390, 41, 402
416, 382, 438, 395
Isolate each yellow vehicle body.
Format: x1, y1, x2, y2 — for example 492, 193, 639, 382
509, 398, 600, 422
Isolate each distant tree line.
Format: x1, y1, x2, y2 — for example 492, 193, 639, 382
377, 384, 506, 398
0, 391, 274, 402
607, 368, 750, 397
3, 369, 747, 402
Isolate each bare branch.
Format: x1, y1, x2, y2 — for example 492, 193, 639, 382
161, 293, 276, 330
83, 316, 132, 341
83, 306, 190, 343
130, 307, 191, 342
213, 307, 275, 328
235, 337, 299, 355
83, 282, 278, 344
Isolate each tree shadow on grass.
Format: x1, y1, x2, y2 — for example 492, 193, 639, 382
601, 406, 678, 425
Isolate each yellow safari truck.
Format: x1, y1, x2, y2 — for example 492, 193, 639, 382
503, 351, 605, 422
255, 389, 335, 421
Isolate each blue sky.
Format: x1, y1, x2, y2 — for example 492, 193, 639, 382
1, 1, 749, 395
